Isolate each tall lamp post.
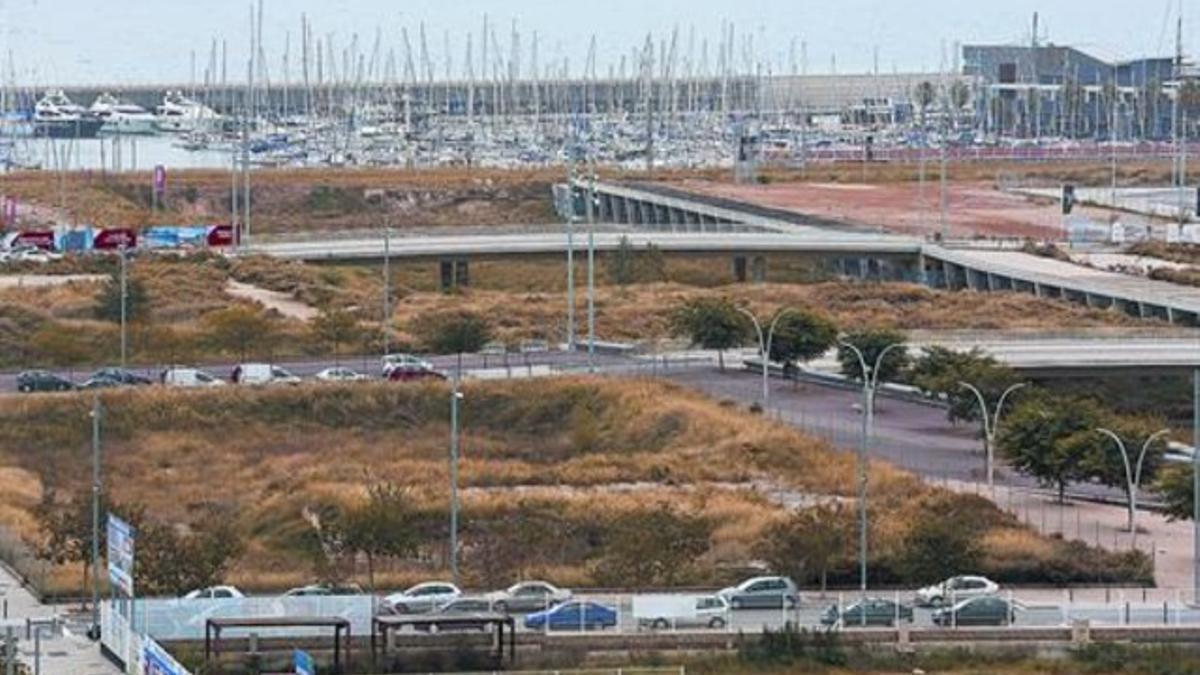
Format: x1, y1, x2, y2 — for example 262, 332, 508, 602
448, 379, 463, 586
839, 339, 906, 592
119, 245, 128, 368
737, 307, 797, 410
88, 395, 103, 641
957, 382, 1027, 491
1096, 427, 1170, 545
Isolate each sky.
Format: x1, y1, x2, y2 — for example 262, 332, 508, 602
0, 0, 1193, 85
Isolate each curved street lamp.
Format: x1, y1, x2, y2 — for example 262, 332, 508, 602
1096, 427, 1171, 543
837, 338, 906, 593
957, 382, 1027, 491
737, 307, 798, 410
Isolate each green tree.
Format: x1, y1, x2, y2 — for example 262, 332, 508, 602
311, 308, 361, 363
1068, 415, 1170, 523
754, 502, 852, 593
30, 487, 143, 597
670, 297, 748, 372
201, 305, 276, 362
909, 346, 1023, 425
768, 309, 838, 372
135, 514, 243, 597
94, 271, 149, 324
1155, 465, 1195, 522
996, 392, 1105, 502
837, 329, 909, 383
592, 503, 711, 589
894, 516, 983, 585
337, 481, 419, 594
410, 309, 493, 374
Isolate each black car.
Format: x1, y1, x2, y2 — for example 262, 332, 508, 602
16, 370, 75, 393
90, 368, 152, 386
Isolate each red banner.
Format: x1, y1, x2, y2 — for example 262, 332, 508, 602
13, 230, 54, 250
94, 228, 138, 250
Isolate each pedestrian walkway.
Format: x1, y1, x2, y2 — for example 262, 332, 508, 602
946, 479, 1193, 591
0, 564, 119, 675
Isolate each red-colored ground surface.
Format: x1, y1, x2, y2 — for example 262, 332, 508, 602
675, 180, 1115, 240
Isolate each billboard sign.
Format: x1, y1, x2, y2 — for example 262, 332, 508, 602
107, 513, 135, 597
94, 228, 138, 250
12, 230, 55, 250
153, 165, 167, 197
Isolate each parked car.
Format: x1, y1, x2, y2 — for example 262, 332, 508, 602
915, 575, 999, 607
4, 245, 61, 264
79, 375, 127, 390
183, 585, 245, 600
160, 367, 225, 388
639, 595, 729, 630
486, 581, 572, 614
314, 367, 369, 382
89, 368, 153, 386
282, 583, 363, 597
382, 582, 462, 614
16, 370, 75, 393
821, 598, 914, 627
524, 601, 617, 631
417, 597, 498, 633
931, 596, 1016, 627
718, 576, 799, 610
232, 363, 302, 386
382, 353, 445, 381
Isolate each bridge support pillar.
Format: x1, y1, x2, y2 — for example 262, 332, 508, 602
439, 258, 470, 292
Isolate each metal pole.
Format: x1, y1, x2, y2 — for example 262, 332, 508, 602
449, 379, 461, 586
89, 395, 102, 641
1194, 367, 1200, 601
119, 246, 127, 368
382, 224, 391, 358
586, 158, 596, 373
859, 380, 871, 592
737, 309, 767, 408
566, 163, 576, 351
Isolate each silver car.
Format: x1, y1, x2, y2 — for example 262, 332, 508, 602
486, 581, 572, 614
718, 576, 799, 610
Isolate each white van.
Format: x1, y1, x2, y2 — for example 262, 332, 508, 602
161, 368, 225, 388
232, 363, 302, 386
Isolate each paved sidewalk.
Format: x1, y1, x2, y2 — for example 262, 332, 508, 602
946, 479, 1193, 591
0, 564, 119, 675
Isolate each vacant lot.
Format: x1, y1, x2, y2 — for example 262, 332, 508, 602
0, 378, 1148, 596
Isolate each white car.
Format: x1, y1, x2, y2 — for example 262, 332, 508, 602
383, 581, 462, 614
233, 363, 302, 386
161, 367, 226, 388
485, 581, 572, 613
915, 575, 999, 607
183, 585, 244, 600
314, 367, 369, 382
638, 594, 729, 630
5, 246, 61, 264
381, 353, 435, 376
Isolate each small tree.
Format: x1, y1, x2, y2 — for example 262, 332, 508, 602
338, 481, 419, 594
1072, 414, 1170, 519
201, 305, 276, 362
894, 516, 983, 585
837, 329, 909, 383
136, 514, 243, 597
607, 236, 637, 286
31, 487, 144, 598
768, 309, 838, 373
909, 346, 1023, 425
670, 297, 747, 371
1156, 465, 1195, 522
410, 309, 493, 374
592, 503, 711, 589
94, 271, 149, 324
754, 502, 852, 593
311, 308, 361, 364
996, 392, 1104, 502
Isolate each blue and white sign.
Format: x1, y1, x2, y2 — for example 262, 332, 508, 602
106, 513, 136, 597
141, 636, 191, 675
294, 649, 315, 675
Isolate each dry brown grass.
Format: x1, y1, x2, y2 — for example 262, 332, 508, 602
0, 378, 1145, 595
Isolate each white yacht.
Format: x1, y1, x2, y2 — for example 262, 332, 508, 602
154, 91, 221, 133
33, 90, 104, 138
90, 93, 157, 135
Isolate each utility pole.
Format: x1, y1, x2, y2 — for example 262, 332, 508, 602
88, 396, 102, 641
119, 246, 128, 368
449, 380, 462, 586
382, 222, 391, 358
586, 155, 597, 372
566, 162, 577, 351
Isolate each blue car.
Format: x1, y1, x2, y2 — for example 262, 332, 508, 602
524, 601, 617, 631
